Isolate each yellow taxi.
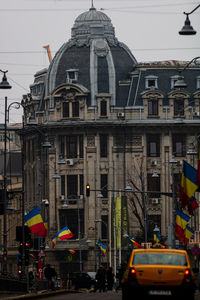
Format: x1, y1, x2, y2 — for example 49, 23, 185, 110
121, 248, 197, 299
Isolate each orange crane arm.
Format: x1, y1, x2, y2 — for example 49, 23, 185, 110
43, 45, 53, 63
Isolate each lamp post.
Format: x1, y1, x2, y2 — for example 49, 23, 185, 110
179, 4, 200, 35
174, 56, 200, 89
0, 70, 12, 275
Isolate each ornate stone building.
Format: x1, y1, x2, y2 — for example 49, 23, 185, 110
20, 5, 200, 277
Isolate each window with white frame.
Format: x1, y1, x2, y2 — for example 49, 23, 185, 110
66, 69, 79, 82
197, 76, 200, 89
170, 75, 180, 89
145, 75, 158, 89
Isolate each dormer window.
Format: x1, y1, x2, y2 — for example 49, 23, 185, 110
100, 100, 107, 116
145, 75, 158, 89
170, 75, 179, 89
197, 76, 200, 89
66, 69, 79, 83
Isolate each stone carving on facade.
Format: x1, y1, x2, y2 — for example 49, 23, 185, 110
87, 135, 95, 147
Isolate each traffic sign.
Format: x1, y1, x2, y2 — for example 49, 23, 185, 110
38, 249, 46, 258
191, 246, 200, 256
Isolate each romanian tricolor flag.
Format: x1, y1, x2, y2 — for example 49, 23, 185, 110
175, 209, 190, 241
188, 196, 198, 215
24, 207, 46, 237
69, 249, 75, 254
37, 220, 48, 237
153, 233, 161, 244
57, 226, 73, 240
183, 225, 194, 246
51, 226, 73, 248
51, 236, 57, 249
179, 161, 198, 208
129, 238, 142, 248
97, 239, 107, 256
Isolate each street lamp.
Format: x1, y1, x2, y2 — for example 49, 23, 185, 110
174, 56, 200, 89
179, 4, 200, 35
0, 70, 12, 275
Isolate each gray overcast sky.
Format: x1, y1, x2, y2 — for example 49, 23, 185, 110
0, 0, 199, 123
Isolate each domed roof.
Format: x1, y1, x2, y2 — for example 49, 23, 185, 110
71, 5, 115, 41
45, 6, 137, 108
75, 6, 111, 22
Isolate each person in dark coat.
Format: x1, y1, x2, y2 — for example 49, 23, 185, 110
95, 266, 106, 292
44, 264, 57, 290
107, 267, 114, 290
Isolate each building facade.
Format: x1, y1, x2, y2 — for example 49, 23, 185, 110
21, 5, 200, 276
0, 123, 22, 274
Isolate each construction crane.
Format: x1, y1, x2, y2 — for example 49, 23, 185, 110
43, 45, 53, 63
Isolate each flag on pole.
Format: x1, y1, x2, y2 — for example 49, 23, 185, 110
97, 239, 107, 256
188, 196, 198, 215
24, 207, 46, 236
69, 249, 75, 254
175, 209, 190, 241
183, 225, 194, 246
129, 237, 142, 248
179, 161, 198, 208
51, 226, 73, 248
196, 148, 200, 186
153, 233, 161, 244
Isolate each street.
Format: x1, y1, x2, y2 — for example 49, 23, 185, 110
1, 289, 200, 300
13, 290, 200, 300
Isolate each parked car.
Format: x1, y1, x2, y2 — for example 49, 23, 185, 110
121, 248, 197, 299
71, 272, 97, 290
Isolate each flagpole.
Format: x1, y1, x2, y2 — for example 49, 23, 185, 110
170, 155, 177, 248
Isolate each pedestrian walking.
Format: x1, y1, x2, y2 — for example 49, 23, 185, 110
95, 265, 106, 292
107, 267, 114, 290
44, 264, 57, 291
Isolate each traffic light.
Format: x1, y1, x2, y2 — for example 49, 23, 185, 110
25, 242, 30, 266
86, 184, 90, 197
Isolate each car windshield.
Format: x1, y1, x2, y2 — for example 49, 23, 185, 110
133, 253, 187, 266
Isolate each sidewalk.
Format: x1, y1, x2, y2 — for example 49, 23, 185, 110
1, 289, 80, 300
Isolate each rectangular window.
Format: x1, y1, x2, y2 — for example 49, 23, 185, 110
172, 135, 186, 157
79, 174, 84, 196
148, 79, 156, 88
101, 174, 108, 198
66, 135, 84, 159
72, 101, 79, 117
100, 100, 107, 116
101, 215, 108, 239
147, 174, 160, 198
100, 134, 108, 158
59, 136, 65, 157
60, 209, 84, 239
63, 102, 69, 118
61, 175, 65, 196
66, 136, 77, 158
67, 175, 78, 197
174, 100, 184, 116
147, 134, 160, 157
148, 100, 158, 115
79, 135, 83, 158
